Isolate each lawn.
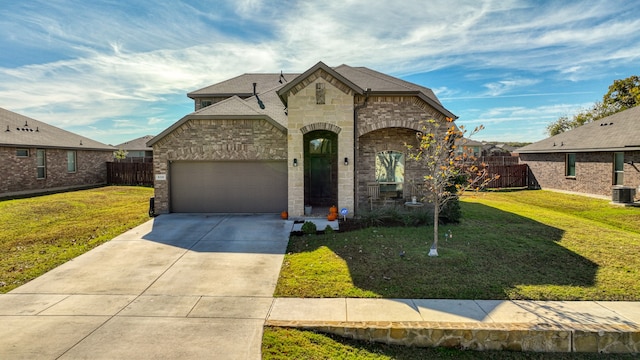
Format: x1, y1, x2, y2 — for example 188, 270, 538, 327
275, 190, 640, 300
0, 186, 154, 293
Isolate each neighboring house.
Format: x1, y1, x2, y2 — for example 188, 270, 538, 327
0, 107, 115, 197
517, 106, 640, 199
115, 135, 154, 162
482, 143, 515, 156
148, 61, 456, 215
457, 138, 483, 157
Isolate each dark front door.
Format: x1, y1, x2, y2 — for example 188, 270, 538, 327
304, 130, 337, 207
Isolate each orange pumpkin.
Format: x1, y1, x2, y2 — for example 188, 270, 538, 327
280, 211, 288, 220
327, 212, 337, 221
329, 205, 338, 214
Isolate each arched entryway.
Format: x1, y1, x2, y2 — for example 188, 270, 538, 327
304, 130, 338, 207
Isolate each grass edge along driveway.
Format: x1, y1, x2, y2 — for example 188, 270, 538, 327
0, 186, 154, 293
275, 190, 640, 300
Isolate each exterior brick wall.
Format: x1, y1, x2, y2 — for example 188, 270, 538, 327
354, 97, 444, 210
357, 128, 422, 208
520, 151, 640, 199
151, 118, 287, 214
356, 96, 446, 137
0, 146, 111, 196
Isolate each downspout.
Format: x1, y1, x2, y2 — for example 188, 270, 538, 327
353, 88, 371, 214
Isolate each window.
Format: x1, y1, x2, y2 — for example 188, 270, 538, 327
200, 100, 212, 108
613, 152, 624, 185
565, 153, 576, 177
375, 151, 405, 195
16, 149, 29, 157
316, 83, 325, 104
309, 138, 332, 154
67, 150, 76, 173
36, 149, 46, 179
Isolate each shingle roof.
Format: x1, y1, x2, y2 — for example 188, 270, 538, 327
187, 73, 298, 98
333, 65, 442, 105
148, 87, 288, 147
150, 62, 456, 146
186, 63, 454, 117
517, 106, 640, 153
0, 107, 114, 150
115, 135, 154, 151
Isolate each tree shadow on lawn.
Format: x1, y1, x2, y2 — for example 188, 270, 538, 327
285, 202, 599, 299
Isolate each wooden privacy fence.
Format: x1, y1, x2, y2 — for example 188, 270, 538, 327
485, 164, 529, 188
107, 162, 153, 186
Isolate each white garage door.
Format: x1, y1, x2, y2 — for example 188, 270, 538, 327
170, 161, 287, 213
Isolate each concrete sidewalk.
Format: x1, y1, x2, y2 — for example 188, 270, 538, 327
267, 298, 640, 353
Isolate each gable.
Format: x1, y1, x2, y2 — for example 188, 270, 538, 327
277, 61, 364, 106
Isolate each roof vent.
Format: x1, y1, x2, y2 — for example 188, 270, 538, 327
5, 125, 9, 132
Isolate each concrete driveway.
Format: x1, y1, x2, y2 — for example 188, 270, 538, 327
0, 214, 291, 359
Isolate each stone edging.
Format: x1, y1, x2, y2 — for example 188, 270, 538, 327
265, 320, 640, 353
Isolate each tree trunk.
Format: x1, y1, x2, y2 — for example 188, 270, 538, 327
429, 195, 439, 256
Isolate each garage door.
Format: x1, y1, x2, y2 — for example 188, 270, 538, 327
170, 161, 287, 213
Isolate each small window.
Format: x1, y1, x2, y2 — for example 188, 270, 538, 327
613, 152, 624, 185
565, 153, 576, 177
316, 83, 325, 104
36, 149, 46, 179
376, 150, 405, 195
67, 150, 77, 173
16, 149, 29, 157
309, 138, 332, 154
201, 100, 212, 108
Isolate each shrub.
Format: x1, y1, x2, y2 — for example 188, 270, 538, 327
301, 221, 317, 234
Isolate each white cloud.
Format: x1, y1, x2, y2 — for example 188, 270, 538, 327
0, 0, 639, 144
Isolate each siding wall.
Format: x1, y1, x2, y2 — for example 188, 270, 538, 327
519, 151, 640, 199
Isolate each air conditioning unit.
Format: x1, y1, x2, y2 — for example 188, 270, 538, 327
612, 186, 636, 203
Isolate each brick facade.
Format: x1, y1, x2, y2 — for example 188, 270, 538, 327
357, 128, 423, 208
354, 97, 442, 209
151, 118, 287, 214
0, 146, 112, 196
356, 96, 447, 137
520, 151, 640, 199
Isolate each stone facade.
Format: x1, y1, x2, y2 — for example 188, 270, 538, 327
520, 151, 640, 199
286, 73, 355, 216
267, 320, 640, 354
151, 118, 287, 214
0, 146, 112, 197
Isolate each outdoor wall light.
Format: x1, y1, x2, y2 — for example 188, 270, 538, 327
344, 157, 349, 166
293, 158, 298, 167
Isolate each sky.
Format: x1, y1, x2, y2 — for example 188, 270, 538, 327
0, 0, 638, 146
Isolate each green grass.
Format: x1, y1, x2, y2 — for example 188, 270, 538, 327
275, 190, 640, 300
0, 186, 154, 293
262, 327, 636, 359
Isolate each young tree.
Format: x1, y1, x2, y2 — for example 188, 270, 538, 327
407, 117, 496, 256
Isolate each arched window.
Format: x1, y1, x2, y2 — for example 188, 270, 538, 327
375, 150, 404, 196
